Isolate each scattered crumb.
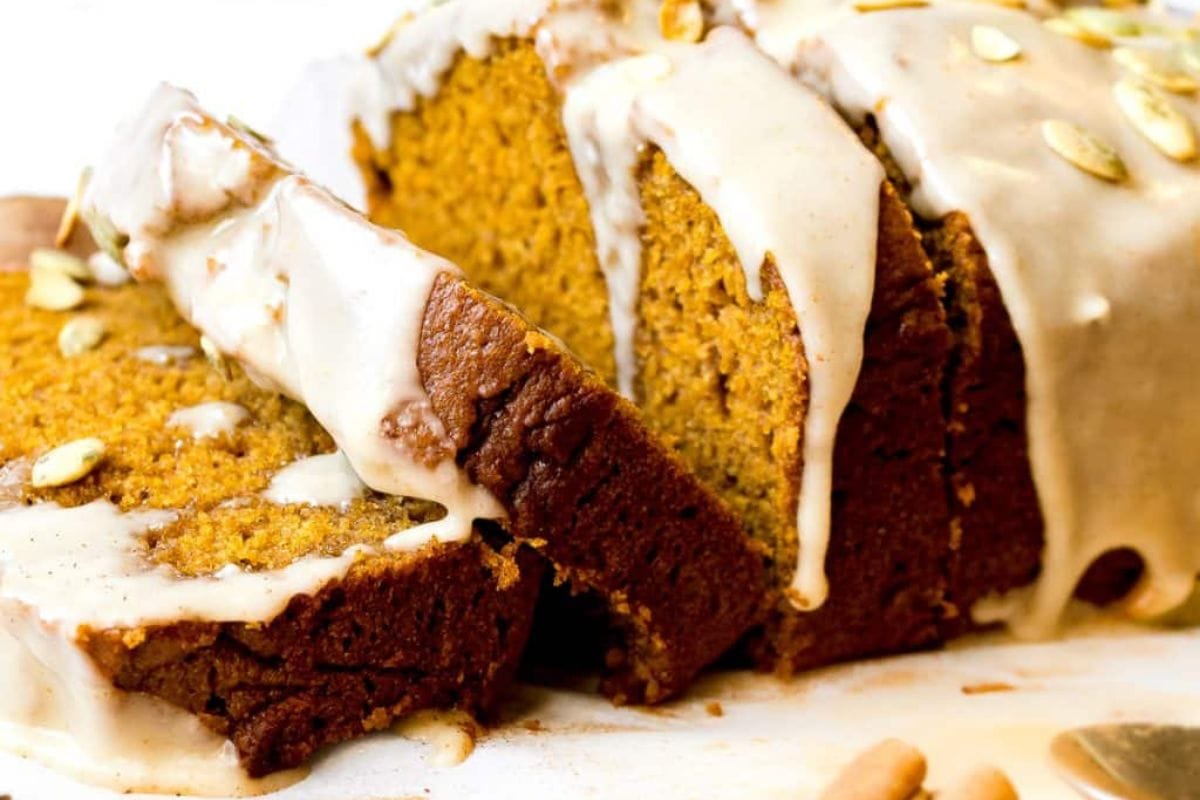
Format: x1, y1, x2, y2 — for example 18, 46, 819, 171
961, 681, 1016, 695
521, 718, 546, 733
705, 701, 724, 717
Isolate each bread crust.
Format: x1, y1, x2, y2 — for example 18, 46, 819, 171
82, 543, 543, 777
419, 273, 768, 702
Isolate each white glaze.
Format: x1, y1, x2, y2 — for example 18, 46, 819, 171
0, 500, 368, 794
0, 603, 300, 797
134, 344, 196, 365
741, 1, 1200, 632
84, 85, 503, 551
0, 500, 367, 628
264, 450, 366, 508
168, 401, 250, 440
0, 492, 468, 792
634, 28, 881, 608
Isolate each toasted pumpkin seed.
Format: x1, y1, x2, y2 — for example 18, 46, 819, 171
31, 437, 106, 488
853, 0, 928, 10
1043, 17, 1113, 49
57, 316, 107, 357
1114, 77, 1197, 160
55, 167, 92, 249
200, 334, 233, 381
80, 207, 129, 268
1064, 7, 1141, 38
29, 247, 91, 281
25, 267, 85, 311
1041, 119, 1129, 182
659, 0, 704, 42
971, 24, 1022, 62
1113, 46, 1199, 93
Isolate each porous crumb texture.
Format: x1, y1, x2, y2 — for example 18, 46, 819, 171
0, 268, 542, 775
357, 39, 618, 383
636, 148, 805, 574
750, 182, 953, 671
357, 41, 954, 672
0, 272, 443, 574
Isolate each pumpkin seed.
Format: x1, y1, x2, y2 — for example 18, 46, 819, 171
25, 267, 85, 311
1043, 17, 1113, 49
31, 437, 105, 488
200, 334, 233, 381
29, 248, 91, 281
1041, 119, 1129, 182
1113, 46, 1198, 93
1114, 77, 1197, 161
55, 167, 92, 249
57, 316, 107, 357
80, 207, 129, 269
971, 24, 1022, 62
1064, 7, 1141, 38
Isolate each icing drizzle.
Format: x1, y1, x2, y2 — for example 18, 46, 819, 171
83, 85, 503, 550
740, 0, 1200, 634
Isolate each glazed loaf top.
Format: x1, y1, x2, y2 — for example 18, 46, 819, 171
350, 0, 1200, 631
737, 0, 1200, 633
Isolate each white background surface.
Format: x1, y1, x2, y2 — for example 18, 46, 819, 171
3, 3, 1200, 798
0, 0, 415, 197
5, 621, 1200, 799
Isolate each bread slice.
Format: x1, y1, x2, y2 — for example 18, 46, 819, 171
0, 251, 541, 785
350, 4, 953, 672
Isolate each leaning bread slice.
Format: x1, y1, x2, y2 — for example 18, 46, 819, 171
80, 85, 766, 708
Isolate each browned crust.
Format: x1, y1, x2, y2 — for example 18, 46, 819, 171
926, 213, 1141, 626
419, 273, 768, 703
750, 182, 954, 671
925, 212, 1044, 629
82, 542, 543, 777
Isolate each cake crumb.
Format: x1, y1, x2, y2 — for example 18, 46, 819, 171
961, 681, 1016, 695
705, 701, 724, 717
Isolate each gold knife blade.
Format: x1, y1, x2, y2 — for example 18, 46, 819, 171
1050, 724, 1200, 800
